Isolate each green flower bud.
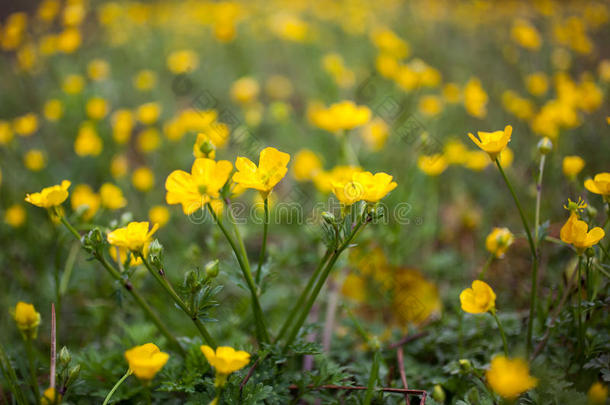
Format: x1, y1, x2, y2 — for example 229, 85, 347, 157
432, 384, 446, 402
205, 259, 220, 279
537, 137, 553, 155
59, 346, 71, 366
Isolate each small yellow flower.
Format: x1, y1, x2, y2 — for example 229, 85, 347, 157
24, 149, 46, 171
25, 180, 71, 208
167, 49, 198, 74
562, 156, 585, 179
132, 167, 155, 192
57, 28, 81, 53
463, 78, 488, 118
108, 221, 159, 252
87, 59, 109, 81
74, 123, 103, 157
230, 77, 260, 105
584, 172, 610, 197
62, 74, 84, 94
588, 382, 608, 405
360, 118, 389, 151
313, 165, 362, 194
99, 183, 126, 210
12, 302, 41, 339
0, 120, 14, 144
133, 69, 157, 91
292, 149, 322, 182
137, 102, 162, 125
485, 227, 514, 258
200, 345, 250, 387
233, 147, 290, 197
13, 113, 38, 136
71, 184, 101, 220
443, 139, 468, 165
418, 95, 443, 117
136, 128, 161, 153
166, 158, 233, 214
149, 205, 170, 228
309, 101, 371, 133
459, 280, 496, 314
41, 386, 61, 405
332, 171, 397, 205
112, 109, 134, 144
486, 356, 537, 399
43, 99, 63, 122
560, 212, 605, 252
417, 155, 448, 176
468, 125, 512, 160
464, 150, 491, 171
110, 155, 128, 179
86, 97, 109, 120
124, 343, 169, 380
511, 19, 542, 50
5, 204, 26, 227
525, 72, 548, 96
265, 75, 293, 100
193, 132, 217, 159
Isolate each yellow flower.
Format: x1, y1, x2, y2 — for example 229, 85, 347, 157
5, 204, 26, 227
13, 113, 38, 136
233, 147, 290, 197
468, 125, 512, 160
588, 382, 608, 405
133, 69, 157, 91
442, 83, 461, 103
485, 227, 514, 258
110, 244, 148, 267
108, 222, 159, 252
136, 128, 161, 153
371, 27, 409, 59
25, 180, 71, 208
418, 95, 443, 117
137, 102, 161, 125
24, 149, 46, 171
166, 158, 233, 215
463, 78, 488, 118
459, 280, 496, 314
332, 171, 397, 205
74, 123, 103, 156
309, 101, 371, 133
112, 109, 134, 144
265, 75, 293, 100
12, 302, 41, 339
486, 356, 537, 399
132, 167, 155, 192
464, 150, 491, 171
62, 74, 84, 94
313, 165, 361, 194
417, 155, 448, 176
167, 49, 198, 74
360, 118, 389, 151
562, 156, 585, 179
0, 120, 14, 144
525, 72, 548, 96
511, 20, 542, 50
43, 99, 63, 122
110, 155, 128, 179
71, 185, 100, 220
99, 183, 126, 210
292, 149, 322, 181
584, 172, 610, 197
41, 387, 61, 405
193, 132, 217, 159
498, 147, 514, 168
560, 212, 605, 252
87, 59, 110, 81
86, 97, 109, 120
124, 343, 169, 380
200, 345, 250, 386
443, 139, 468, 165
230, 77, 260, 105
149, 205, 170, 228
56, 28, 81, 53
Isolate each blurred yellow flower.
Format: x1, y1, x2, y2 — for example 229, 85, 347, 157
24, 150, 46, 171
133, 69, 157, 91
371, 27, 409, 59
110, 155, 128, 179
270, 13, 309, 42
485, 227, 514, 258
341, 273, 367, 302
25, 180, 71, 208
100, 183, 127, 210
87, 59, 110, 81
57, 28, 81, 53
12, 301, 41, 339
417, 154, 448, 176
265, 75, 293, 100
309, 101, 371, 133
562, 156, 585, 179
418, 95, 443, 117
486, 356, 537, 399
41, 387, 61, 405
498, 147, 514, 168
86, 97, 109, 120
149, 205, 170, 228
71, 184, 100, 220
525, 72, 548, 96
0, 120, 14, 144
463, 78, 488, 118
112, 109, 134, 144
292, 149, 322, 182
200, 345, 250, 386
442, 83, 461, 103
74, 123, 103, 156
132, 167, 155, 192
233, 147, 290, 197
468, 125, 512, 160
4, 204, 26, 228
124, 343, 169, 380
360, 118, 389, 152
584, 172, 610, 197
43, 99, 63, 122
230, 77, 260, 105
599, 60, 610, 82
62, 74, 84, 94
511, 19, 541, 50
137, 128, 161, 153
13, 113, 38, 136
464, 150, 490, 171
375, 53, 400, 78
167, 49, 198, 74
460, 280, 495, 314
137, 102, 162, 125
560, 212, 605, 252
313, 165, 362, 194
588, 382, 608, 405
108, 222, 159, 252
37, 0, 60, 22
443, 139, 468, 165
166, 158, 233, 215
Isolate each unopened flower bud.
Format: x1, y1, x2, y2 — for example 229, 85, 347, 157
59, 346, 71, 366
432, 384, 446, 402
321, 211, 335, 225
458, 359, 472, 372
537, 137, 553, 155
205, 259, 219, 278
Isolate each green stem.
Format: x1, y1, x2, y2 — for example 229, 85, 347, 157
275, 249, 332, 342
207, 204, 270, 344
24, 340, 41, 405
577, 255, 584, 352
138, 253, 217, 348
534, 155, 546, 248
59, 241, 79, 296
283, 213, 368, 351
363, 349, 381, 405
255, 196, 269, 284
495, 159, 538, 356
491, 310, 509, 356
58, 216, 185, 356
478, 255, 494, 280
102, 369, 132, 405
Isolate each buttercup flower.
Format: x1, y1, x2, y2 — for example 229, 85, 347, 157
230, 76, 260, 105
332, 171, 397, 205
100, 183, 127, 210
5, 204, 26, 227
560, 212, 605, 252
71, 184, 101, 220
149, 205, 170, 228
309, 101, 371, 133
588, 382, 608, 405
562, 156, 585, 179
124, 343, 169, 380
292, 149, 322, 181
200, 345, 250, 387
417, 154, 448, 176
193, 132, 217, 159
468, 125, 512, 160
132, 167, 155, 192
41, 387, 61, 405
12, 301, 41, 339
486, 356, 537, 399
25, 180, 71, 208
107, 221, 159, 252
460, 280, 496, 314
584, 172, 610, 198
485, 227, 514, 258
166, 158, 233, 215
232, 147, 290, 197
